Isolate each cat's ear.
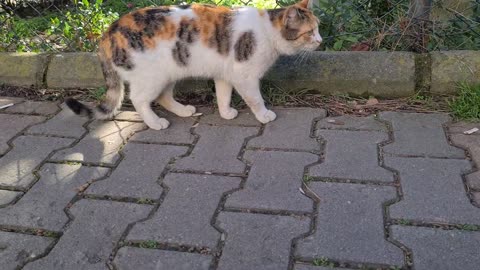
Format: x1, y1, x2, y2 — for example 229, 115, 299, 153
298, 0, 315, 9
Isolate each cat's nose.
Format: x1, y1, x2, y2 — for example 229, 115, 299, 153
315, 34, 323, 44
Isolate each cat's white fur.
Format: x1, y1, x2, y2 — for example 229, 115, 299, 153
116, 3, 322, 130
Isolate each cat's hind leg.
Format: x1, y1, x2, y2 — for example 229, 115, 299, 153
130, 81, 170, 130
232, 80, 276, 124
214, 79, 238, 120
156, 82, 196, 117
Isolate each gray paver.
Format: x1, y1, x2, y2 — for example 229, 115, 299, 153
0, 136, 74, 189
26, 103, 88, 137
226, 150, 317, 212
51, 120, 145, 165
113, 111, 143, 121
380, 112, 464, 158
474, 192, 480, 204
5, 100, 59, 115
386, 157, 480, 224
87, 143, 188, 199
200, 110, 261, 126
310, 130, 393, 182
316, 115, 388, 131
296, 182, 403, 266
0, 114, 45, 155
23, 199, 151, 270
130, 115, 195, 144
450, 134, 480, 190
391, 226, 480, 270
0, 164, 108, 230
174, 125, 258, 174
448, 122, 480, 135
217, 212, 309, 270
0, 231, 54, 270
0, 190, 22, 206
128, 173, 240, 248
114, 247, 211, 270
248, 108, 325, 151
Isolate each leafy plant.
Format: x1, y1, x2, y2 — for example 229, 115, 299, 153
449, 83, 480, 121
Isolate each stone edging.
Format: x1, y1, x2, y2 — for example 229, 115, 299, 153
1, 51, 479, 98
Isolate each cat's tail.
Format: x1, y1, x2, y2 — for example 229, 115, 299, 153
66, 50, 124, 120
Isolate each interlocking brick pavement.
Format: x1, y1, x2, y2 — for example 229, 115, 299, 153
0, 98, 479, 270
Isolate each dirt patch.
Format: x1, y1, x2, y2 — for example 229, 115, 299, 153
0, 84, 451, 117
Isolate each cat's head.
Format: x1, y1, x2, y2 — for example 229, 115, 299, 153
271, 0, 322, 54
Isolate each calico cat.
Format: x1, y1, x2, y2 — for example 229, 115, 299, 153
66, 0, 322, 130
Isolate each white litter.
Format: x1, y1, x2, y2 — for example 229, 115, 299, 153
327, 119, 336, 123
464, 128, 479, 135
192, 113, 203, 117
299, 187, 306, 195
0, 103, 14, 110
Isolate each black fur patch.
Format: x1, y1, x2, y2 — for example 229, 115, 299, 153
177, 4, 191, 9
134, 8, 169, 38
109, 20, 120, 34
177, 19, 199, 43
210, 13, 232, 55
234, 31, 256, 62
66, 98, 92, 117
267, 8, 285, 22
172, 41, 190, 66
119, 27, 144, 51
112, 45, 134, 70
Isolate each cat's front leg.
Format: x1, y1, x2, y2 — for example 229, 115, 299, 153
214, 79, 238, 120
233, 80, 276, 124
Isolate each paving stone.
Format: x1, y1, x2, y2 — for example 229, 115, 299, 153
474, 192, 480, 204
391, 226, 480, 270
0, 231, 54, 270
5, 100, 59, 115
0, 190, 22, 206
114, 247, 211, 270
25, 103, 88, 138
174, 125, 258, 174
226, 150, 316, 212
128, 173, 240, 248
0, 114, 45, 155
87, 143, 188, 199
0, 164, 108, 230
448, 122, 480, 135
23, 199, 151, 270
450, 134, 480, 190
310, 130, 394, 182
217, 212, 309, 270
296, 182, 403, 266
316, 115, 388, 131
113, 110, 143, 122
51, 120, 145, 165
200, 110, 260, 126
130, 116, 195, 144
0, 96, 24, 108
380, 112, 464, 158
385, 157, 480, 224
0, 136, 74, 189
248, 108, 325, 151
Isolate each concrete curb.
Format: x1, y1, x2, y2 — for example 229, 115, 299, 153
1, 51, 479, 97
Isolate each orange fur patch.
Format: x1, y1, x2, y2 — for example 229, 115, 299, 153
192, 4, 233, 48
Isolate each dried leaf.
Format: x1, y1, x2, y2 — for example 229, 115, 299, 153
366, 98, 379, 106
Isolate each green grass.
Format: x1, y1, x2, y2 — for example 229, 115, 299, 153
313, 257, 334, 267
139, 240, 158, 249
88, 87, 107, 101
449, 83, 480, 121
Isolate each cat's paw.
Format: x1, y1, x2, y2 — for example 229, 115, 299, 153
219, 108, 238, 120
145, 118, 170, 130
176, 105, 196, 117
256, 110, 277, 124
